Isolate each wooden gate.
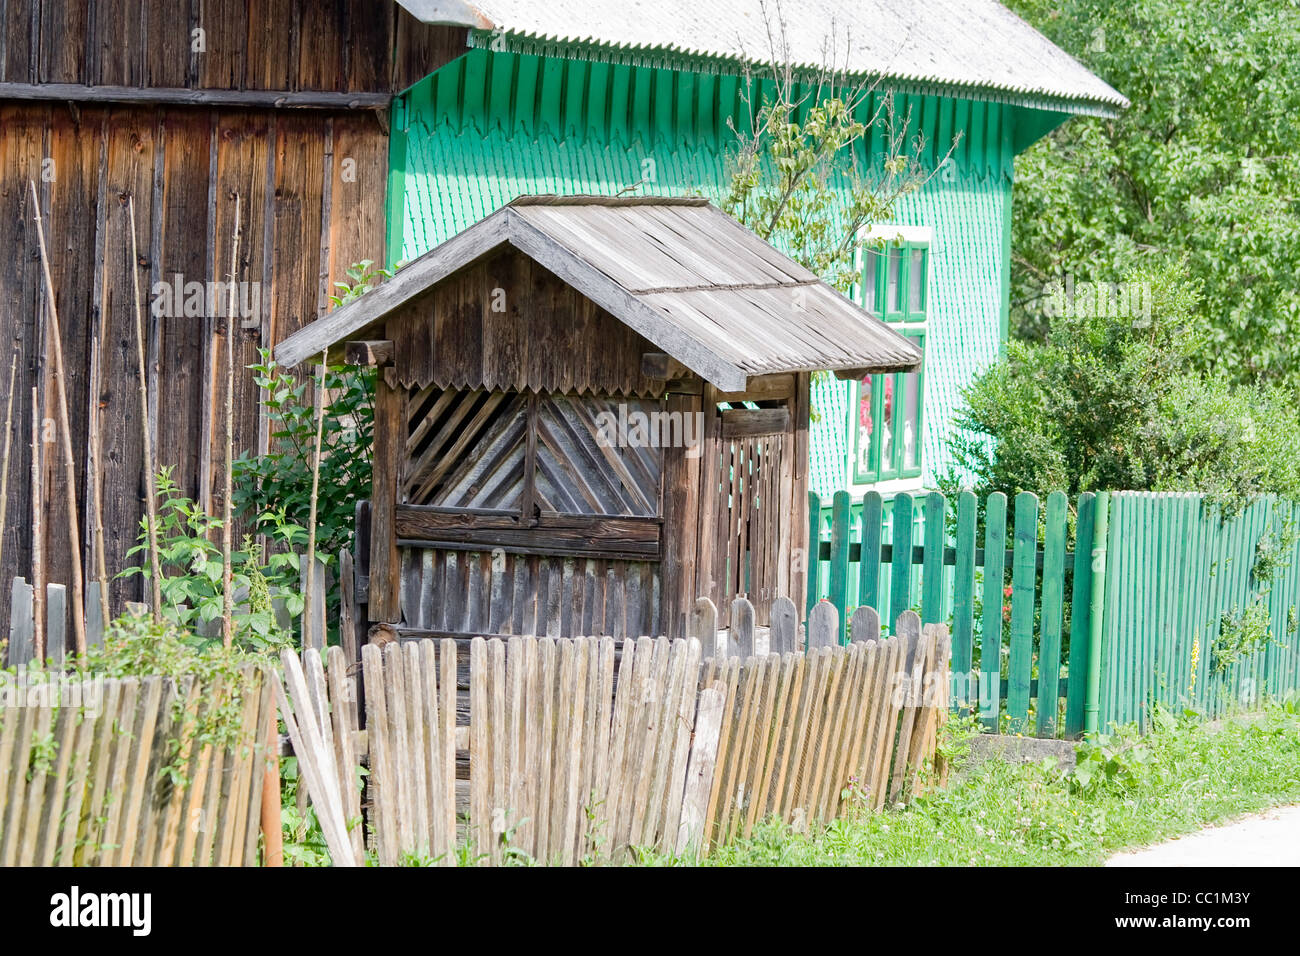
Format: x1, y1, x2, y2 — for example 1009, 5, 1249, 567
707, 405, 794, 627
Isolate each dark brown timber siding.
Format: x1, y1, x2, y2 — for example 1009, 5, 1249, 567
0, 0, 466, 626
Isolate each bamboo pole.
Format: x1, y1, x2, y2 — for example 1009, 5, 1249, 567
303, 351, 327, 650
127, 197, 162, 621
0, 354, 16, 566
221, 194, 241, 649
88, 335, 111, 631
28, 180, 86, 656
30, 388, 44, 660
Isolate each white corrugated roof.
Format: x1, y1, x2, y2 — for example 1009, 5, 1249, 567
396, 0, 1127, 114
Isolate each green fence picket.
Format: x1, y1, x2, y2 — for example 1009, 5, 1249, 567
952, 491, 977, 714
1064, 492, 1095, 736
980, 492, 1008, 732
1007, 491, 1038, 732
807, 491, 821, 619
889, 493, 915, 624
859, 491, 884, 617
829, 491, 851, 643
1036, 490, 1068, 737
921, 492, 946, 625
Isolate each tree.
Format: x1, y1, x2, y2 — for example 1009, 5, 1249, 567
947, 260, 1300, 513
721, 0, 949, 290
1004, 0, 1300, 386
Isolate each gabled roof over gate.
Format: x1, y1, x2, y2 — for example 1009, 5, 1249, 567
275, 195, 921, 393
393, 0, 1128, 116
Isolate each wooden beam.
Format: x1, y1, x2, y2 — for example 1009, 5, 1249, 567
368, 376, 405, 623
720, 407, 791, 438
833, 362, 919, 380
394, 506, 662, 560
343, 340, 394, 367
713, 373, 796, 403
0, 81, 391, 110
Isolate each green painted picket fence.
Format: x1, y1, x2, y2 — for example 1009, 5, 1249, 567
807, 489, 1105, 738
811, 488, 1300, 739
1099, 492, 1300, 729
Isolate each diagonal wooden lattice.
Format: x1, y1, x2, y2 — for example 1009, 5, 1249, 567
405, 389, 663, 517
533, 396, 662, 517
405, 387, 528, 508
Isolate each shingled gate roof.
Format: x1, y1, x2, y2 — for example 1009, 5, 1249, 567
275, 195, 922, 392
394, 0, 1127, 116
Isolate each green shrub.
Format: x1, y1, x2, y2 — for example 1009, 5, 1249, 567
122, 468, 305, 651
232, 351, 374, 569
949, 260, 1300, 514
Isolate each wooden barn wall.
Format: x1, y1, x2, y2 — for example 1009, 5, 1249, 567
0, 0, 463, 94
387, 247, 670, 398
0, 101, 392, 622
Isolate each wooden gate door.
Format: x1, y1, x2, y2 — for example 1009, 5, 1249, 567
705, 406, 794, 627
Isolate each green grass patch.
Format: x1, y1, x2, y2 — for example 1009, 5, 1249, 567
641, 702, 1300, 866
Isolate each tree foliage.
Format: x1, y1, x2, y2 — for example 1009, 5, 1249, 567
948, 261, 1300, 512
1004, 0, 1300, 385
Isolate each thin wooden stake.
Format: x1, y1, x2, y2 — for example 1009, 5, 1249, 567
221, 194, 241, 649
126, 197, 162, 621
28, 180, 86, 656
0, 354, 16, 570
260, 719, 283, 866
303, 350, 327, 650
88, 335, 111, 633
30, 388, 44, 660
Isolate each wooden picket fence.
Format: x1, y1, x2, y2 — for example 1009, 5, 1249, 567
280, 601, 951, 866
809, 489, 1104, 737
0, 664, 274, 865
1100, 492, 1300, 728
4, 579, 108, 667
4, 552, 332, 668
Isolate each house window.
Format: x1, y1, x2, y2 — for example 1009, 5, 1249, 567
862, 241, 927, 322
852, 332, 925, 483
853, 235, 928, 485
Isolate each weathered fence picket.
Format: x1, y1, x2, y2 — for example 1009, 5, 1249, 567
0, 666, 272, 865
4, 577, 107, 668
286, 598, 949, 866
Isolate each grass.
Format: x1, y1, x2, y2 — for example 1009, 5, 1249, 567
638, 701, 1300, 866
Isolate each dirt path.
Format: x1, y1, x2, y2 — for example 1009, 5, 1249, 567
1105, 804, 1300, 867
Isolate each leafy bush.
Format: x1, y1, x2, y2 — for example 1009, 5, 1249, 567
1066, 726, 1151, 794
1213, 600, 1278, 676
232, 352, 374, 570
79, 610, 265, 784
122, 468, 305, 651
948, 260, 1300, 513
1144, 376, 1300, 510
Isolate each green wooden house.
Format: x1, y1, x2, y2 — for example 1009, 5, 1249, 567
385, 0, 1125, 515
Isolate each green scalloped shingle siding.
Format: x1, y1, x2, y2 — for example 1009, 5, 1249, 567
392, 49, 1020, 490
807, 172, 1011, 496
